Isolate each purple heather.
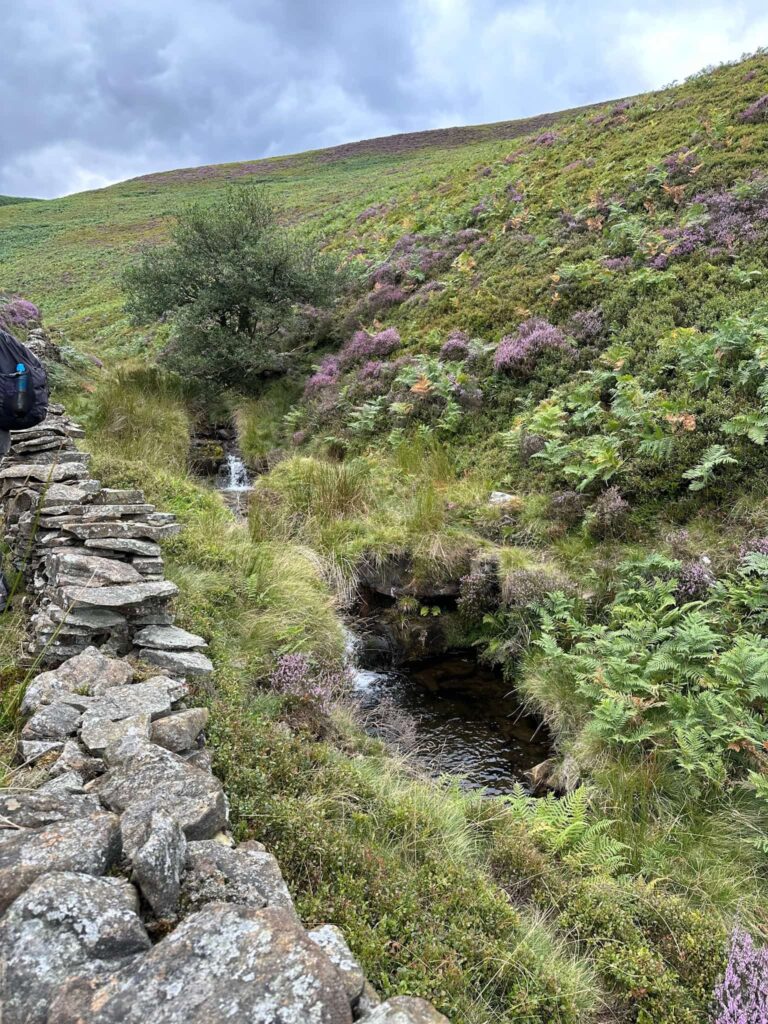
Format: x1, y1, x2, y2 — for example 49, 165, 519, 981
494, 318, 576, 377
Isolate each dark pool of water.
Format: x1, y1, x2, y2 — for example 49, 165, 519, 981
351, 654, 550, 795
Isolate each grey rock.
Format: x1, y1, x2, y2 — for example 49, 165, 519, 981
363, 998, 449, 1023
121, 805, 187, 919
42, 483, 94, 506
84, 537, 162, 557
48, 904, 353, 1024
81, 712, 152, 757
0, 871, 150, 1024
0, 811, 121, 912
38, 770, 86, 795
150, 707, 209, 752
63, 521, 180, 542
49, 739, 106, 781
95, 742, 227, 840
49, 551, 143, 587
133, 624, 207, 651
308, 924, 366, 1004
21, 647, 133, 714
0, 463, 88, 482
138, 647, 214, 680
131, 557, 164, 576
91, 489, 147, 506
184, 747, 213, 772
0, 790, 100, 830
83, 677, 187, 726
46, 603, 128, 629
60, 579, 179, 609
17, 740, 63, 763
356, 982, 383, 1017
182, 839, 296, 917
79, 504, 156, 519
21, 701, 82, 741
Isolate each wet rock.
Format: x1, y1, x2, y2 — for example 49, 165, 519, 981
95, 742, 227, 840
21, 701, 82, 741
81, 712, 152, 757
363, 997, 450, 1023
121, 805, 187, 920
0, 811, 121, 912
133, 624, 207, 650
48, 904, 353, 1024
150, 707, 209, 752
138, 647, 214, 680
59, 579, 179, 609
0, 871, 150, 1024
0, 790, 100, 830
309, 924, 366, 1004
21, 647, 133, 714
182, 839, 296, 917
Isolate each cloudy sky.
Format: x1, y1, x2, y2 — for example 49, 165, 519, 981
2, 0, 767, 199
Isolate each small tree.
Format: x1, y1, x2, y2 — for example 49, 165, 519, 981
123, 187, 342, 391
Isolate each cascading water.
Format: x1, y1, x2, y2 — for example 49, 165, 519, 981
216, 452, 253, 516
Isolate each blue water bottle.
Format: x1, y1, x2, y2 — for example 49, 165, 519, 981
13, 362, 30, 416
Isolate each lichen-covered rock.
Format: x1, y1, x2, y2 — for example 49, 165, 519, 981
38, 770, 86, 795
60, 579, 179, 609
150, 708, 209, 752
0, 811, 121, 912
0, 871, 150, 1024
21, 647, 133, 714
133, 625, 207, 650
49, 739, 105, 780
95, 741, 227, 840
49, 551, 144, 588
80, 677, 187, 732
309, 924, 366, 1004
21, 701, 82, 741
48, 904, 353, 1024
362, 997, 450, 1023
137, 647, 214, 680
0, 790, 100, 830
80, 712, 152, 757
17, 739, 63, 763
121, 805, 187, 920
182, 839, 297, 918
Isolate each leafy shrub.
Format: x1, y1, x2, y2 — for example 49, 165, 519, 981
549, 490, 586, 526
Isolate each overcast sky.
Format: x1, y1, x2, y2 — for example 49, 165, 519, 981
2, 0, 767, 199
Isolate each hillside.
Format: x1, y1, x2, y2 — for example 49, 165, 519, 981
3, 49, 768, 1024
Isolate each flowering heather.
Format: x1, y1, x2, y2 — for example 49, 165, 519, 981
501, 569, 557, 608
0, 296, 40, 331
458, 561, 500, 619
269, 653, 345, 714
549, 490, 586, 526
304, 355, 340, 396
567, 307, 604, 341
494, 318, 576, 377
588, 487, 630, 539
505, 185, 524, 202
602, 256, 633, 272
291, 430, 307, 447
469, 200, 489, 220
611, 99, 634, 116
439, 331, 471, 362
687, 177, 768, 253
738, 94, 768, 123
534, 131, 559, 146
356, 201, 393, 223
339, 327, 401, 368
662, 147, 700, 182
478, 166, 493, 178
365, 284, 407, 312
711, 926, 768, 1024
675, 558, 716, 601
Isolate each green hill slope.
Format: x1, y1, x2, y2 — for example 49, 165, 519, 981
3, 49, 768, 1024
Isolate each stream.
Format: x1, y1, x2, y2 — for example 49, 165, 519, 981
209, 448, 548, 794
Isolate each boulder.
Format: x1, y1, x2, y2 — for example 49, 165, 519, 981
181, 839, 296, 917
363, 997, 450, 1023
0, 871, 150, 1024
48, 904, 353, 1024
138, 648, 214, 681
0, 790, 100, 830
308, 924, 366, 1004
21, 701, 82, 741
21, 647, 133, 714
150, 707, 209, 752
95, 742, 227, 840
121, 805, 187, 920
133, 624, 207, 651
0, 811, 121, 912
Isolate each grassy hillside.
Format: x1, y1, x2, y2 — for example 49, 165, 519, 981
3, 49, 768, 1024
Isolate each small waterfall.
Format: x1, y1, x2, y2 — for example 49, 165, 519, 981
220, 453, 252, 492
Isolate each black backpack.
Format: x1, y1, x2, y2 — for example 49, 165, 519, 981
0, 329, 49, 431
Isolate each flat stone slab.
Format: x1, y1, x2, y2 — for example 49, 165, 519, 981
95, 742, 227, 840
49, 552, 143, 587
22, 647, 133, 714
60, 579, 179, 609
0, 463, 88, 482
46, 603, 128, 629
133, 625, 207, 651
0, 811, 121, 913
150, 708, 209, 752
81, 712, 152, 757
42, 482, 98, 506
138, 648, 214, 680
84, 677, 186, 722
48, 904, 353, 1024
63, 521, 180, 542
84, 538, 162, 557
0, 791, 100, 831
91, 489, 146, 505
182, 839, 297, 918
0, 871, 150, 1024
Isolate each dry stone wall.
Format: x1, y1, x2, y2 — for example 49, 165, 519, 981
0, 407, 449, 1024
